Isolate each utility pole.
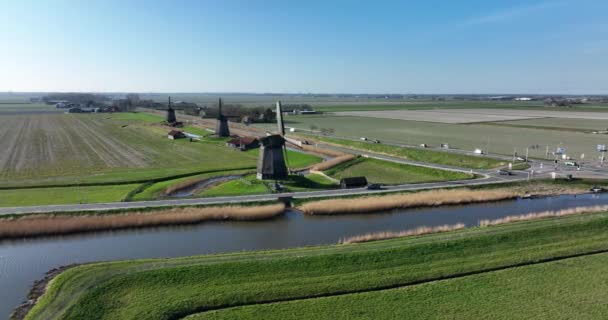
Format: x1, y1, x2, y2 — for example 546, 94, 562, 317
525, 147, 529, 162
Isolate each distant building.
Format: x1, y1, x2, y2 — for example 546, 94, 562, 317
340, 177, 368, 189
167, 130, 186, 140
226, 136, 259, 151
515, 97, 533, 101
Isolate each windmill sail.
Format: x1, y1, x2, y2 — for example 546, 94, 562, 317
276, 101, 285, 136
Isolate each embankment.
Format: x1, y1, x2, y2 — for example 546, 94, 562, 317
299, 189, 518, 215
0, 204, 285, 239
310, 154, 356, 171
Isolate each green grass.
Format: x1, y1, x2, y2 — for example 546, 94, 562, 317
319, 137, 504, 169
193, 252, 608, 320
199, 172, 337, 197
324, 157, 472, 184
131, 169, 254, 200
27, 211, 608, 320
244, 149, 323, 169
198, 174, 270, 197
0, 184, 140, 207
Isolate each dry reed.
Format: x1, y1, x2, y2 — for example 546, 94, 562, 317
479, 205, 608, 227
299, 189, 518, 215
310, 154, 356, 171
340, 223, 466, 244
0, 204, 285, 239
163, 178, 205, 195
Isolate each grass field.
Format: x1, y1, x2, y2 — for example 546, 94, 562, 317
318, 137, 505, 169
26, 211, 608, 320
192, 252, 608, 319
199, 173, 337, 197
265, 114, 608, 159
0, 113, 258, 187
325, 157, 472, 184
0, 184, 140, 207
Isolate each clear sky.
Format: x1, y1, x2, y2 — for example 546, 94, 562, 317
0, 0, 606, 94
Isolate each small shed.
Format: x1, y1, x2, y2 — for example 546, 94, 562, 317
226, 136, 259, 151
340, 177, 368, 189
167, 130, 186, 140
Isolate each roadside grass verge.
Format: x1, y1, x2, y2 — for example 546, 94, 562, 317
324, 157, 472, 185
0, 204, 285, 239
189, 251, 608, 320
25, 211, 608, 320
199, 175, 270, 197
316, 136, 505, 169
0, 184, 140, 207
132, 169, 253, 200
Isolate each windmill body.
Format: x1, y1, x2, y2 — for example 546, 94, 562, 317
164, 96, 178, 124
256, 101, 288, 180
215, 98, 230, 137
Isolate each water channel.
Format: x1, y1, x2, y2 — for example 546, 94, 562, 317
1, 193, 607, 317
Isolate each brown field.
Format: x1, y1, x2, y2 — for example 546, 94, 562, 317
0, 203, 285, 239
0, 113, 257, 186
298, 189, 518, 215
335, 108, 608, 124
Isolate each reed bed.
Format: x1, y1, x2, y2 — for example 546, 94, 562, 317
310, 154, 356, 171
0, 204, 285, 239
340, 223, 466, 244
162, 178, 206, 196
479, 205, 608, 227
299, 189, 518, 215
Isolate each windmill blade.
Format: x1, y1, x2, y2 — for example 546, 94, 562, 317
276, 101, 285, 136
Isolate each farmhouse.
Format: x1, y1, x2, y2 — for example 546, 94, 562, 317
227, 136, 259, 151
340, 176, 368, 189
167, 130, 186, 140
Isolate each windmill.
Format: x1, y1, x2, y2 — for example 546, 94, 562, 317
160, 96, 177, 124
256, 101, 291, 180
215, 98, 230, 137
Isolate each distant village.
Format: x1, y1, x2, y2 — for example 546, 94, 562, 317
32, 93, 317, 123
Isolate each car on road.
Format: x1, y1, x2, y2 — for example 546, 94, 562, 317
367, 184, 383, 190
565, 161, 578, 167
498, 169, 513, 176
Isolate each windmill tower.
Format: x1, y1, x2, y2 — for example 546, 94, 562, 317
256, 101, 289, 180
216, 98, 230, 137
165, 96, 177, 124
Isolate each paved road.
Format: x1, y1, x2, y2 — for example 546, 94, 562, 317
0, 173, 525, 215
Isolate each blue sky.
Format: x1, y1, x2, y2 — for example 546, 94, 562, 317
0, 0, 606, 94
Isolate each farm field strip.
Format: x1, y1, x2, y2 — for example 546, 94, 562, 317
0, 113, 259, 186
269, 115, 608, 159
334, 108, 608, 124
191, 251, 608, 320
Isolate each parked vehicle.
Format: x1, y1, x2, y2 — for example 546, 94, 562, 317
565, 161, 578, 167
590, 186, 606, 193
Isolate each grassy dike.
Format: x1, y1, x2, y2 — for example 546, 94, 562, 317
23, 211, 608, 320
